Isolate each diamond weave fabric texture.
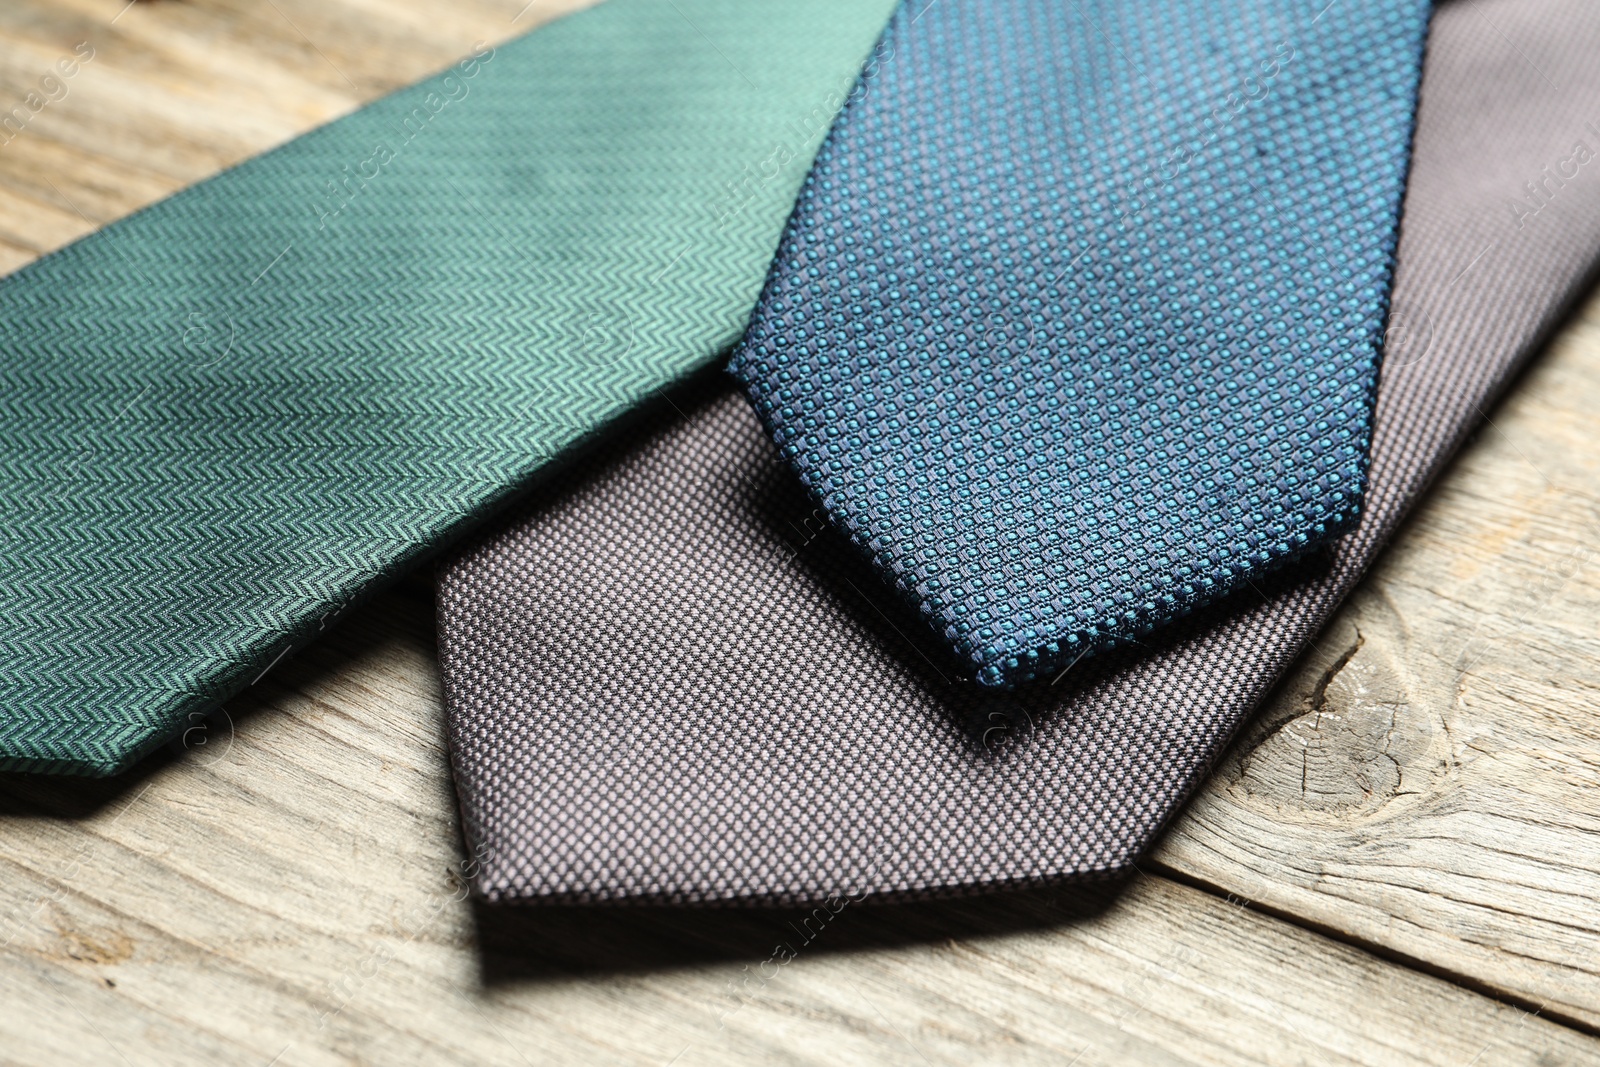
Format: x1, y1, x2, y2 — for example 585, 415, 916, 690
439, 0, 1600, 904
730, 0, 1432, 687
0, 0, 898, 775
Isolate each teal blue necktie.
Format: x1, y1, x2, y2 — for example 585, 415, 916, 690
731, 0, 1431, 687
0, 0, 898, 775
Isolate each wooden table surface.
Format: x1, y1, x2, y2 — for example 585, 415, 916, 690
1, 2, 1597, 1064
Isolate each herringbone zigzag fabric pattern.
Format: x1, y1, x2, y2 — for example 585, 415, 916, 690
731, 0, 1432, 687
0, 0, 897, 775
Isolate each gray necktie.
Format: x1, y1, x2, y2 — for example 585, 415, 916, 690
438, 0, 1600, 904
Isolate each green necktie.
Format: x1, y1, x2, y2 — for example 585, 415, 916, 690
0, 0, 896, 775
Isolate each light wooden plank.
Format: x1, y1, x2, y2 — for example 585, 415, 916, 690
0, 0, 596, 271
1153, 288, 1600, 1031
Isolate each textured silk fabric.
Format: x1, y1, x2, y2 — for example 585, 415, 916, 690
728, 0, 1433, 688
439, 0, 1600, 904
0, 0, 898, 775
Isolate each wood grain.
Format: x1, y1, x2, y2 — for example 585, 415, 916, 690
0, 0, 596, 273
1152, 288, 1600, 1031
0, 0, 1597, 1064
